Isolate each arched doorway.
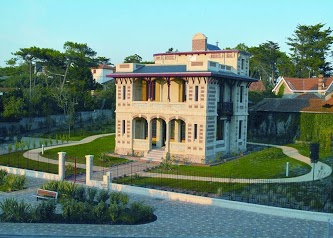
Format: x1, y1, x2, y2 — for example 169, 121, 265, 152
151, 118, 166, 148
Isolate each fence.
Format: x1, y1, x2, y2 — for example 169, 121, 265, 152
100, 161, 333, 214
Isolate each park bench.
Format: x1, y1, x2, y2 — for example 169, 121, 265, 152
34, 188, 58, 202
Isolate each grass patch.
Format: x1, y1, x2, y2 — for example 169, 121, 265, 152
0, 151, 84, 176
152, 147, 311, 179
38, 124, 115, 141
42, 135, 128, 167
114, 176, 246, 194
288, 143, 333, 161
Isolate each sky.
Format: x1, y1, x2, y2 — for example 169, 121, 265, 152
1, 0, 333, 67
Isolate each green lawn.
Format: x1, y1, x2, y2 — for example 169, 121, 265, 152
150, 147, 311, 179
39, 124, 115, 141
42, 135, 129, 167
288, 143, 333, 161
0, 151, 83, 176
114, 176, 247, 194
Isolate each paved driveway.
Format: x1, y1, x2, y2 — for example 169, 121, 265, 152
0, 177, 330, 238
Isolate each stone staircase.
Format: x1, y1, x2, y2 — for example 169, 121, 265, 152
141, 148, 165, 162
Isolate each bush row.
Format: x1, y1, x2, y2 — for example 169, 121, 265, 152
0, 169, 26, 192
0, 180, 155, 225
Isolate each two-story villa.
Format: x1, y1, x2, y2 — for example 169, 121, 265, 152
108, 33, 256, 164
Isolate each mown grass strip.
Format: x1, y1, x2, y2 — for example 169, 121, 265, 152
151, 147, 311, 179
0, 151, 84, 176
42, 135, 128, 167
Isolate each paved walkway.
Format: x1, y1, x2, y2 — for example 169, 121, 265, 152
0, 177, 331, 238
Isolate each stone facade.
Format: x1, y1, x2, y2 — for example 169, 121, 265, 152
108, 33, 255, 164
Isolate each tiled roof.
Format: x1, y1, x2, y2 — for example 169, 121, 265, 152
301, 97, 333, 112
295, 94, 320, 100
284, 77, 333, 91
134, 65, 187, 73
251, 98, 310, 112
249, 80, 266, 92
207, 43, 221, 51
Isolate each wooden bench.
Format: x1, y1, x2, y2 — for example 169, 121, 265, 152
34, 189, 58, 202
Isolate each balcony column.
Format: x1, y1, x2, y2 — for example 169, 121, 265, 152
147, 79, 151, 101
175, 120, 181, 142
156, 120, 162, 147
166, 77, 171, 102
147, 119, 152, 151
165, 121, 170, 153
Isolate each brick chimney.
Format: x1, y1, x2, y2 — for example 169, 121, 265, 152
318, 74, 324, 90
192, 33, 207, 51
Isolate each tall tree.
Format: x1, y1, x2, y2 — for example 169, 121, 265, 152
287, 23, 333, 77
242, 41, 286, 86
124, 54, 142, 63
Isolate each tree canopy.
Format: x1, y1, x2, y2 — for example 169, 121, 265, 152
0, 42, 113, 122
287, 23, 333, 77
123, 54, 142, 63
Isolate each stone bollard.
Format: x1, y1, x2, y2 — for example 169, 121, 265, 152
103, 171, 112, 191
58, 152, 66, 181
85, 155, 94, 185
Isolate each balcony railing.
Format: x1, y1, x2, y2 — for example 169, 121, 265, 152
217, 102, 233, 117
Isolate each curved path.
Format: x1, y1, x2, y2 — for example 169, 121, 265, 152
21, 135, 332, 183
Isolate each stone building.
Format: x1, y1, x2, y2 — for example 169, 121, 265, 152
108, 33, 256, 164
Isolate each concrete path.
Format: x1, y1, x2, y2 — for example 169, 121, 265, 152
0, 177, 331, 238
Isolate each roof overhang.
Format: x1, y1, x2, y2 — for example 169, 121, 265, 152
107, 71, 256, 82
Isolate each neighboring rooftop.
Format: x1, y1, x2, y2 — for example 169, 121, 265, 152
285, 77, 333, 91
251, 98, 310, 113
249, 80, 266, 92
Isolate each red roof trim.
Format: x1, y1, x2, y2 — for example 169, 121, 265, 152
107, 72, 212, 78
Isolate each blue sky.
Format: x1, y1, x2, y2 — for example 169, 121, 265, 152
1, 0, 333, 67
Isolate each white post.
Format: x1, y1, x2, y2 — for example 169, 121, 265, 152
286, 162, 289, 177
58, 152, 66, 180
103, 171, 112, 191
85, 155, 94, 184
42, 144, 44, 155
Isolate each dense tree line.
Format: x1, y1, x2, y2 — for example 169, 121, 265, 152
0, 42, 115, 122
234, 23, 333, 88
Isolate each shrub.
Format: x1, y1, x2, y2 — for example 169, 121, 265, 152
109, 192, 129, 207
73, 185, 86, 202
31, 200, 57, 223
93, 201, 109, 223
0, 198, 31, 222
0, 169, 8, 185
96, 189, 109, 203
62, 199, 93, 223
3, 174, 26, 191
86, 187, 98, 204
121, 201, 155, 224
108, 202, 122, 223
